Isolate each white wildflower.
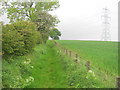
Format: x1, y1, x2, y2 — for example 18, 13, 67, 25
17, 77, 19, 80
26, 79, 29, 83
88, 70, 93, 73
9, 85, 12, 88
23, 61, 26, 64
23, 58, 31, 64
30, 66, 34, 69
87, 70, 96, 77
29, 76, 34, 82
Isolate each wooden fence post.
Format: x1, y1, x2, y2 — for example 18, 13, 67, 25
117, 76, 120, 89
76, 54, 78, 59
69, 51, 71, 57
64, 48, 66, 54
66, 49, 68, 55
86, 61, 91, 72
75, 54, 78, 63
54, 41, 57, 45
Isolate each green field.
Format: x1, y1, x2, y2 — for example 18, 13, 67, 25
57, 40, 118, 87
3, 40, 119, 88
57, 40, 118, 75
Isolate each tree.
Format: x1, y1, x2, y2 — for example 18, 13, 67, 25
34, 11, 59, 43
49, 28, 61, 40
1, 1, 60, 22
1, 1, 60, 43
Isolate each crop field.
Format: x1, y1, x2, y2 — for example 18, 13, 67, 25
57, 40, 118, 87
57, 40, 118, 74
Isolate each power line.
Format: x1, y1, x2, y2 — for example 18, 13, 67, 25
101, 8, 111, 41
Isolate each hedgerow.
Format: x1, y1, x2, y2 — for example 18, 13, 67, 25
2, 21, 41, 57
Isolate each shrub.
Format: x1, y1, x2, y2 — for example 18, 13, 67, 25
2, 21, 41, 57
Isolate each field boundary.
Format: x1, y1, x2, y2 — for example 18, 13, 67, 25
54, 40, 119, 88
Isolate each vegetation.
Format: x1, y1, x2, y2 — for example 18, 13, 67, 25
1, 2, 59, 22
1, 1, 60, 43
1, 1, 118, 89
2, 40, 118, 88
57, 40, 118, 87
57, 40, 118, 75
50, 28, 61, 40
1, 1, 62, 88
35, 11, 59, 43
2, 41, 108, 88
2, 41, 67, 88
2, 21, 40, 57
3, 57, 34, 88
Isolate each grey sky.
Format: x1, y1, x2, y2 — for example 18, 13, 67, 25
0, 0, 119, 41
52, 0, 119, 41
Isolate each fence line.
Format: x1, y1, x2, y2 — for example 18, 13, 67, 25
54, 41, 119, 88
55, 41, 80, 64
117, 77, 120, 89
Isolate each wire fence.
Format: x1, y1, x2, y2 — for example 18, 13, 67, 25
54, 41, 119, 88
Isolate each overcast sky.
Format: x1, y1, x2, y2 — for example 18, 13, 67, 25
52, 0, 119, 41
0, 0, 119, 41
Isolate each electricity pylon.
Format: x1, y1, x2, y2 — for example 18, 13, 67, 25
101, 8, 111, 41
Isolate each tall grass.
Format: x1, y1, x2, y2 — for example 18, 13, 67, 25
3, 40, 118, 88
57, 40, 118, 75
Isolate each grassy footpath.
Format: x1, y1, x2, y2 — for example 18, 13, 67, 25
3, 41, 67, 88
28, 41, 67, 88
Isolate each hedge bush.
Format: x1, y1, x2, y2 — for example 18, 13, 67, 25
2, 21, 41, 57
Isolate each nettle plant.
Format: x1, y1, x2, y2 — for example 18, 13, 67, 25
2, 21, 40, 57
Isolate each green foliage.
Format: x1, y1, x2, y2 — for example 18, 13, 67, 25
57, 40, 118, 87
50, 28, 61, 40
1, 2, 60, 22
2, 58, 34, 88
2, 41, 67, 88
60, 54, 101, 88
1, 2, 61, 43
34, 11, 60, 43
2, 21, 40, 57
2, 40, 117, 88
57, 40, 118, 75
